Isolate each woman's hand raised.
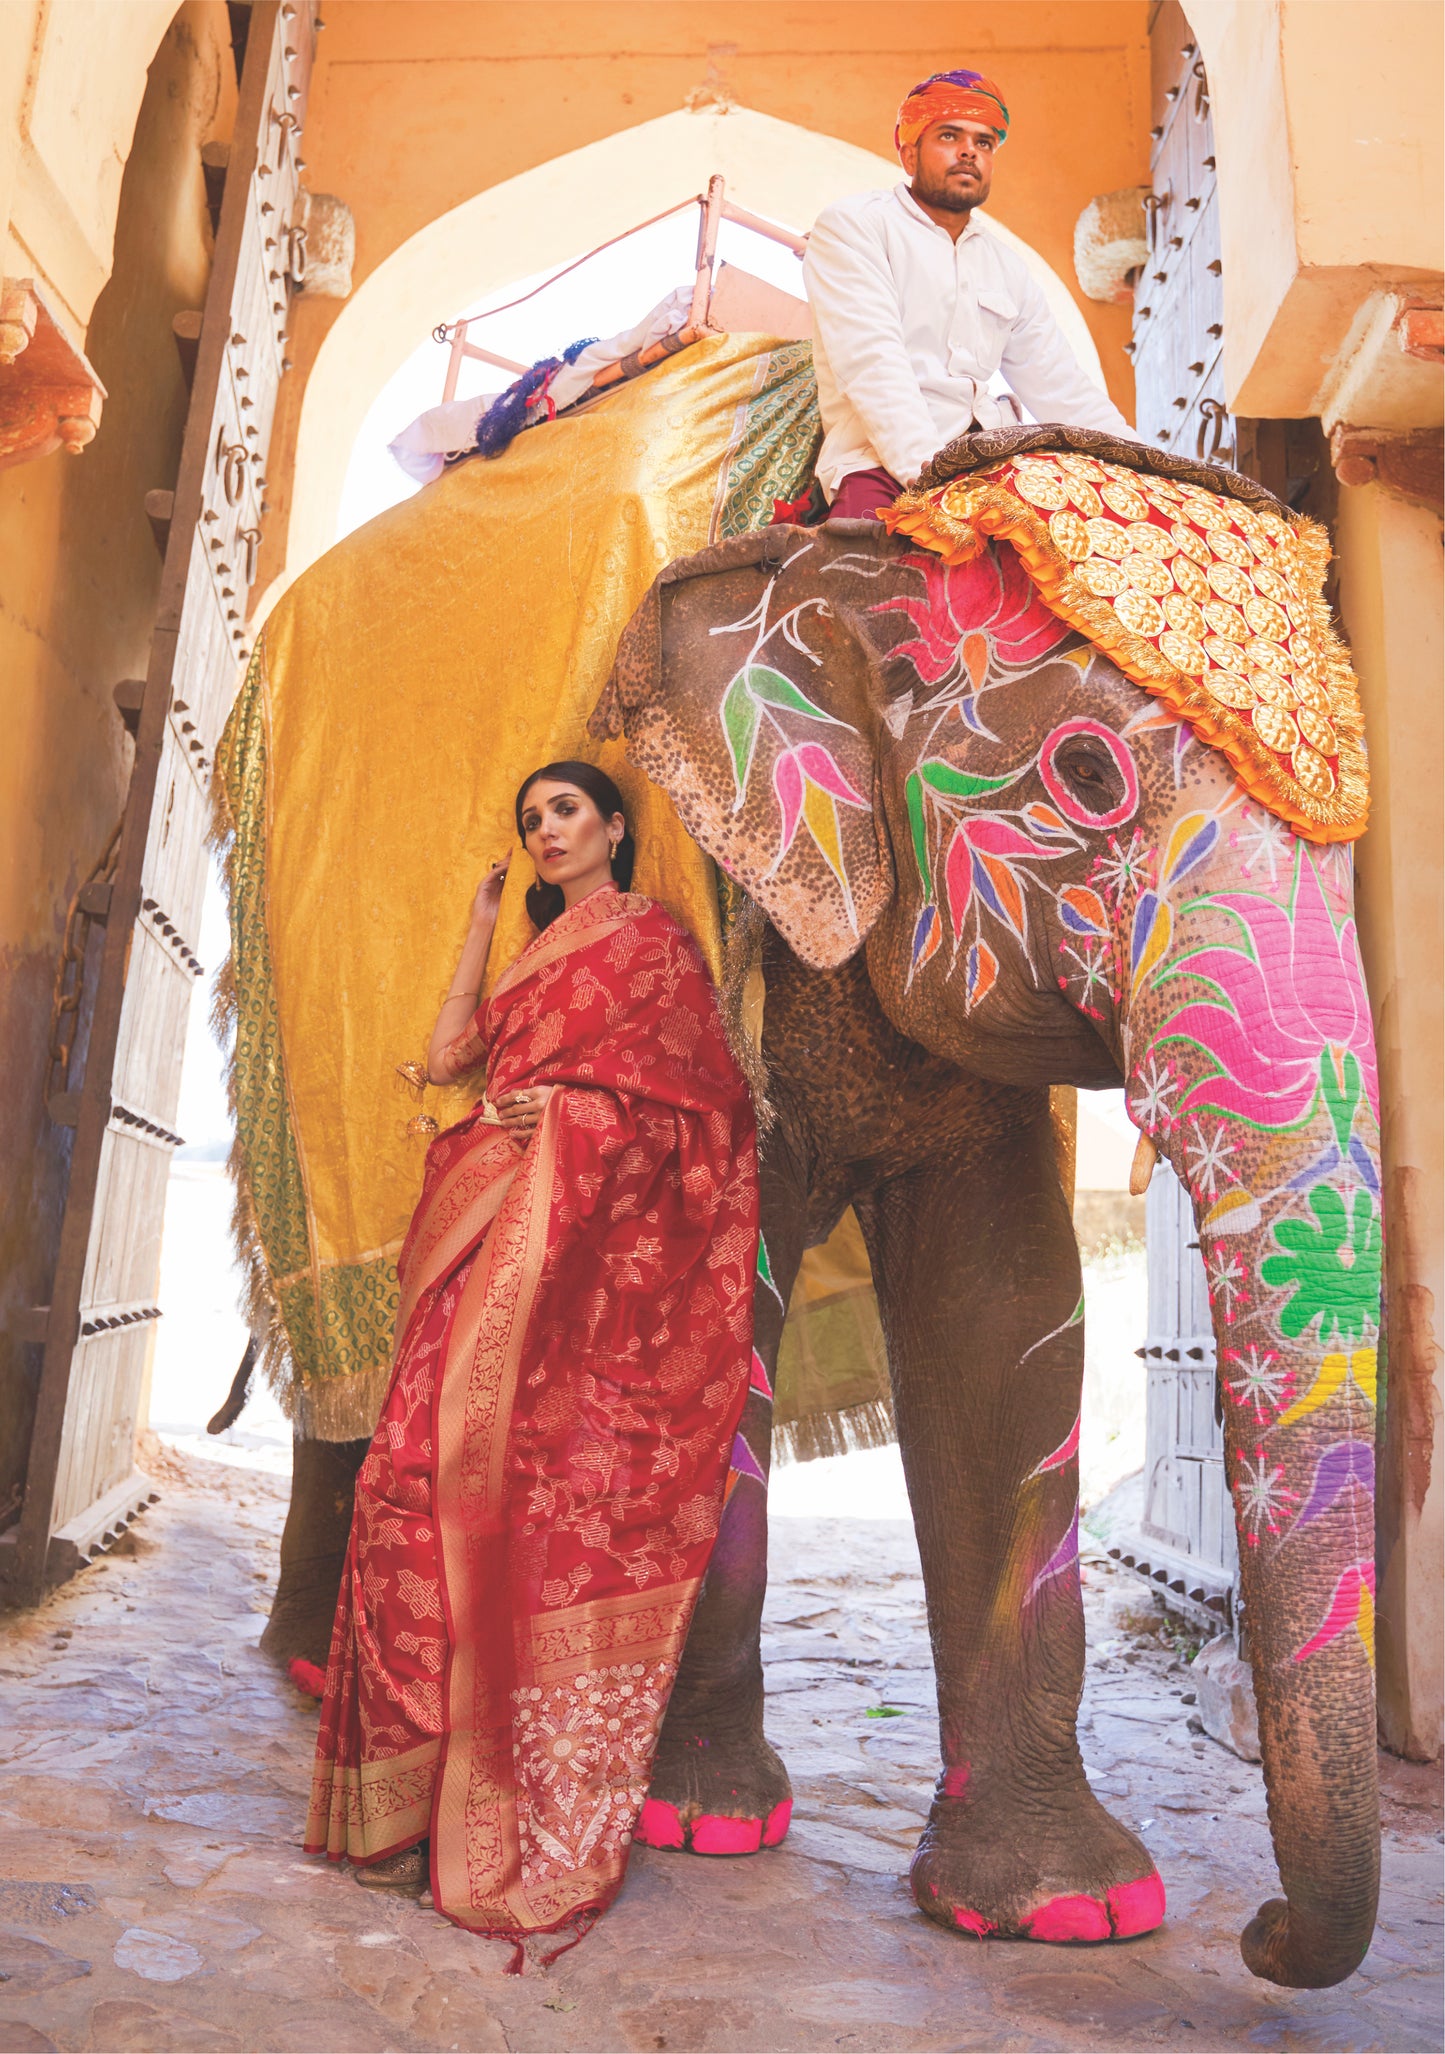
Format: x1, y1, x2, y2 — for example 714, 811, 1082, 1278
471, 856, 510, 927
495, 1084, 554, 1139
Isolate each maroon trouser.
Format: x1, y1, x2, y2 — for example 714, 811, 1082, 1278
827, 465, 904, 521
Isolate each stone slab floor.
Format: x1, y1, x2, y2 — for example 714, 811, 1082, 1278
0, 1448, 1439, 2054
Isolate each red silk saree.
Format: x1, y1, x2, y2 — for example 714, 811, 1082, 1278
305, 886, 759, 1940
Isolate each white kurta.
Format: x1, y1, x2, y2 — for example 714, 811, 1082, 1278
803, 184, 1134, 497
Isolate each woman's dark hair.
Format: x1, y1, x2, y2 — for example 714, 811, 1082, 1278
514, 761, 635, 929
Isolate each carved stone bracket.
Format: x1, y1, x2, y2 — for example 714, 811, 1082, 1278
0, 279, 106, 470
1330, 425, 1444, 515
295, 192, 354, 300
1073, 187, 1150, 305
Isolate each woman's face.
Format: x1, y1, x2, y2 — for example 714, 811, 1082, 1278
519, 781, 623, 892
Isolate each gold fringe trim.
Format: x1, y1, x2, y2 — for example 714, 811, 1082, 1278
884, 474, 1368, 844
209, 643, 394, 1444
773, 1393, 897, 1467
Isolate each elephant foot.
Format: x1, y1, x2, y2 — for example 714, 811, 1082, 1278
636, 1727, 793, 1856
910, 1774, 1165, 1944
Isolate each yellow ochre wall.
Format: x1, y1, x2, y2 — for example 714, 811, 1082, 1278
0, 3, 236, 1518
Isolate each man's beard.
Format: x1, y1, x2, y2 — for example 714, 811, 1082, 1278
912, 165, 986, 214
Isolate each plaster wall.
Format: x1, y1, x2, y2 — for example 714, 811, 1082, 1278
1336, 482, 1445, 1761
0, 0, 178, 335
1189, 0, 1444, 417
0, 2, 234, 1524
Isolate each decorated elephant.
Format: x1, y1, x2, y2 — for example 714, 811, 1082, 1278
591, 428, 1381, 1990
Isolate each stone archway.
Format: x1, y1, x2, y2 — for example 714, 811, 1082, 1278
280, 104, 1110, 582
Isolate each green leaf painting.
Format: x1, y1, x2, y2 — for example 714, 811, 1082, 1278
1260, 1185, 1381, 1348
722, 672, 762, 803
917, 761, 1020, 801
721, 665, 839, 805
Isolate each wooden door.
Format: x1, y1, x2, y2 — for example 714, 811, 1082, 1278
1130, 2, 1233, 467
0, 1, 316, 1604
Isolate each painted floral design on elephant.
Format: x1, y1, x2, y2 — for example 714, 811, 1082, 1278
901, 717, 1145, 1000
867, 543, 1073, 723
712, 573, 874, 929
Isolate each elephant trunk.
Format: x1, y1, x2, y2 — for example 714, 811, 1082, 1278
1133, 1024, 1382, 1988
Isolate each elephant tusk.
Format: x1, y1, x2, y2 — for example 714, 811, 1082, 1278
1129, 1130, 1159, 1196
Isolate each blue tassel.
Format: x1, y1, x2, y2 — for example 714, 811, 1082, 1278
474, 337, 602, 459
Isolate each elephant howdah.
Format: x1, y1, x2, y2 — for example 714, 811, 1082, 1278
593, 432, 1381, 1989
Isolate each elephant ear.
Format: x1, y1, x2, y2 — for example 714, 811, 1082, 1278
594, 533, 891, 968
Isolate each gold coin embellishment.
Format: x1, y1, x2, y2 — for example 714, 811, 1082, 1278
1248, 667, 1294, 706
1124, 520, 1175, 558
1244, 637, 1290, 676
1243, 527, 1274, 561
1243, 594, 1290, 642
1202, 633, 1248, 671
1287, 629, 1318, 667
1297, 706, 1338, 755
1115, 589, 1167, 639
1121, 554, 1174, 596
1162, 590, 1206, 638
1201, 600, 1248, 643
1159, 628, 1208, 675
1084, 516, 1130, 560
1078, 557, 1126, 598
1064, 477, 1103, 518
1142, 472, 1183, 504
1206, 561, 1254, 605
1101, 479, 1149, 521
1208, 669, 1260, 710
1247, 636, 1289, 677
1292, 671, 1330, 713
1013, 465, 1070, 512
1208, 528, 1253, 566
1170, 522, 1214, 567
1292, 742, 1337, 797
1048, 508, 1093, 561
1056, 453, 1108, 482
1249, 564, 1289, 605
1252, 703, 1300, 754
1183, 493, 1233, 533
1171, 555, 1210, 604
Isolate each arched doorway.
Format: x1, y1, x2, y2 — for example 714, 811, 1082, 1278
280, 104, 1110, 581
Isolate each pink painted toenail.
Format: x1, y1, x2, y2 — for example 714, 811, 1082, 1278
634, 1798, 685, 1850
1025, 1893, 1111, 1943
762, 1798, 792, 1846
1108, 1871, 1166, 1936
690, 1814, 764, 1855
953, 1906, 996, 1937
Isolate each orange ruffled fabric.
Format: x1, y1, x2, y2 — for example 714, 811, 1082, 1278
882, 451, 1367, 844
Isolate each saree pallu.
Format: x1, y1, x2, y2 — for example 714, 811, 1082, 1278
305, 888, 759, 1938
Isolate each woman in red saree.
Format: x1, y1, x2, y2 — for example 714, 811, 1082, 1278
305, 763, 759, 1952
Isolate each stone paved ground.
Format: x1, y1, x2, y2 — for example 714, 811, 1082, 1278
0, 1447, 1439, 2054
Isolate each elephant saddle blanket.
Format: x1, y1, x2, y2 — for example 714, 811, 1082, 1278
305, 887, 759, 1941
883, 426, 1367, 844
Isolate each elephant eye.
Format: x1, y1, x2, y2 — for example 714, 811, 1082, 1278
1040, 719, 1140, 830
1054, 738, 1127, 817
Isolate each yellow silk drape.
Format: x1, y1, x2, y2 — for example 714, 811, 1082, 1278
261, 336, 779, 1286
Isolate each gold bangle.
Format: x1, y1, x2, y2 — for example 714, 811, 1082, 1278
445, 989, 478, 1003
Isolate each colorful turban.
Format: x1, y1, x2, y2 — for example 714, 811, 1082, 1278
894, 69, 1009, 153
